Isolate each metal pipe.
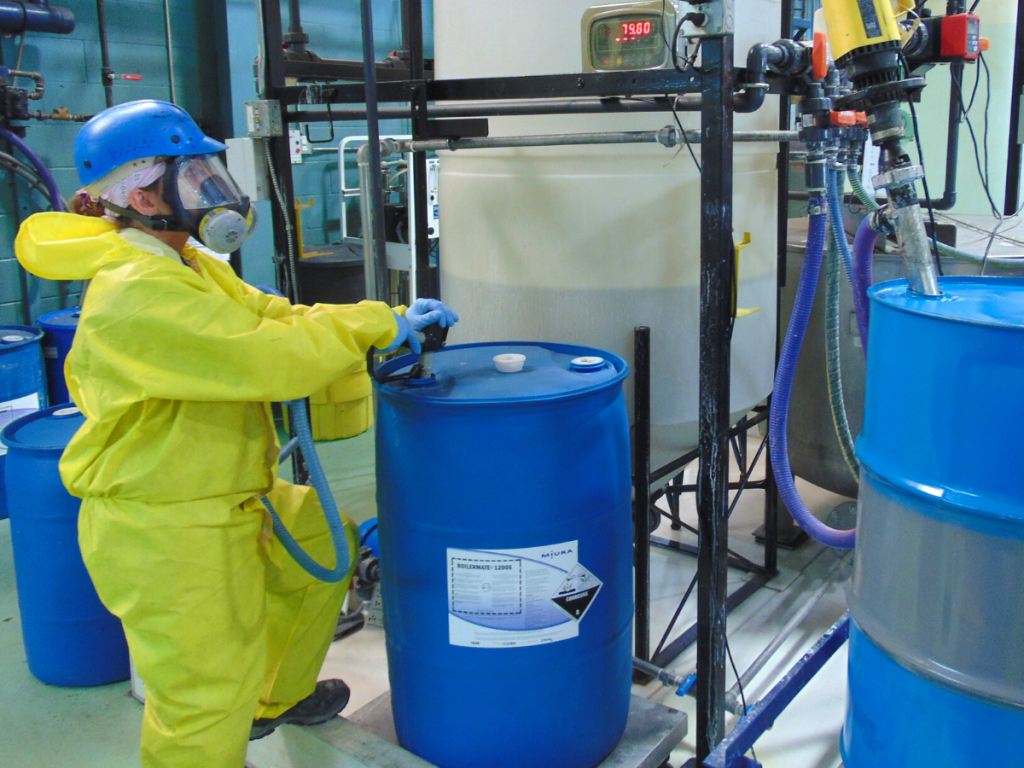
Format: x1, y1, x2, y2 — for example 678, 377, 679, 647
633, 657, 687, 688
357, 143, 388, 303
163, 0, 177, 104
5, 69, 44, 100
95, 0, 113, 108
285, 0, 308, 53
288, 90, 786, 125
291, 98, 676, 122
926, 60, 962, 211
387, 129, 796, 154
0, 1, 75, 35
358, 0, 388, 303
723, 557, 848, 715
891, 197, 942, 295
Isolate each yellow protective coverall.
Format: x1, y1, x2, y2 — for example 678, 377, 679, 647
15, 213, 400, 768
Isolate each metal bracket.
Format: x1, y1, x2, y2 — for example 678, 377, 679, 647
693, 0, 734, 36
420, 118, 489, 140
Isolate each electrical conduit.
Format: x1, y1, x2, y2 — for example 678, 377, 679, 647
262, 399, 352, 582
770, 200, 856, 550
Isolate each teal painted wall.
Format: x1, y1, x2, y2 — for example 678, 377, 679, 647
224, 0, 433, 289
0, 0, 229, 325
1, 0, 437, 314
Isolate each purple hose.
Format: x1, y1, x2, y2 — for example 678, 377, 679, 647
851, 216, 878, 354
769, 203, 856, 550
0, 128, 63, 211
827, 167, 868, 351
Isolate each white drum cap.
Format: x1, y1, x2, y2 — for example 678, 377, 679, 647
493, 353, 526, 373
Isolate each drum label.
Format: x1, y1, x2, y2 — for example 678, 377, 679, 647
0, 394, 41, 456
446, 540, 602, 648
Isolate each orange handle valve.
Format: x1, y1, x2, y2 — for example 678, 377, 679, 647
855, 112, 869, 127
830, 110, 857, 127
813, 31, 830, 81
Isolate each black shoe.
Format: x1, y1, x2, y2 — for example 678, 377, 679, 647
250, 679, 352, 741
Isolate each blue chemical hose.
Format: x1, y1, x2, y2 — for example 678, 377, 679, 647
769, 199, 857, 550
262, 398, 352, 582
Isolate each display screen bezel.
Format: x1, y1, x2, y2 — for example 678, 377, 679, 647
589, 12, 667, 69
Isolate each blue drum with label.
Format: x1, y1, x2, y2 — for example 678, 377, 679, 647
375, 342, 633, 768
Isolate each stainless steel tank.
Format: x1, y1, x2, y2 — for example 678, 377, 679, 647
781, 213, 1024, 498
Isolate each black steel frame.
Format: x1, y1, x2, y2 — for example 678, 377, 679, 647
257, 0, 796, 760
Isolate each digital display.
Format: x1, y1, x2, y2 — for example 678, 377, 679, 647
590, 14, 665, 70
620, 20, 654, 39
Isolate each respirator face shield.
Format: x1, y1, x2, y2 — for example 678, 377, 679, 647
164, 154, 257, 254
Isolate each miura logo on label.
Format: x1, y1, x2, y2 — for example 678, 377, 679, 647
541, 548, 574, 559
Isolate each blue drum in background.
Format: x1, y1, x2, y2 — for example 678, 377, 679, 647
37, 308, 80, 406
0, 326, 47, 413
375, 342, 633, 768
2, 405, 130, 687
844, 278, 1024, 767
359, 518, 379, 558
0, 408, 39, 521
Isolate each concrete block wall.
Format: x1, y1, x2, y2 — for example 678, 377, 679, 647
0, 0, 228, 326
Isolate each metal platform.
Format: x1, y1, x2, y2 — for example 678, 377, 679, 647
246, 692, 687, 768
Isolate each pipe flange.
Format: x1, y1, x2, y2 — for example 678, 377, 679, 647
872, 164, 924, 190
870, 126, 905, 142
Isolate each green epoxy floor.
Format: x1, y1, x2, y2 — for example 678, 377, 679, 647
0, 517, 143, 766
0, 429, 378, 767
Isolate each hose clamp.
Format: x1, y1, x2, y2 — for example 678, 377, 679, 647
869, 207, 896, 235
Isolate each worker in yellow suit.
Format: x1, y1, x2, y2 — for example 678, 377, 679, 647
15, 100, 458, 768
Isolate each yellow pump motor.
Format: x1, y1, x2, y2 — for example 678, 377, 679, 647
823, 0, 903, 63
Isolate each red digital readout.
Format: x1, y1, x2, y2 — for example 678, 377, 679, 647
615, 20, 653, 42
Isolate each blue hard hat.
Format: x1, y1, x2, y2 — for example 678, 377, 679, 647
74, 100, 227, 187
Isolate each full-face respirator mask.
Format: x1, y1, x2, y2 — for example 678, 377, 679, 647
104, 154, 257, 254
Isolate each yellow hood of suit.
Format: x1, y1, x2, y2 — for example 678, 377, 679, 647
15, 212, 399, 503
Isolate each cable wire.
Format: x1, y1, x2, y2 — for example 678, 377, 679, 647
264, 141, 298, 299
951, 53, 1000, 218
670, 96, 703, 174
725, 635, 758, 763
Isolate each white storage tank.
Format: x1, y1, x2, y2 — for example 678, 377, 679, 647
436, 0, 781, 464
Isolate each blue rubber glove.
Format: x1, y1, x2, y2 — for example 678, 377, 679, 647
376, 312, 421, 355
405, 298, 459, 332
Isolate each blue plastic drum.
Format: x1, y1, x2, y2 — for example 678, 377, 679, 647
359, 518, 379, 558
375, 342, 633, 768
1, 405, 130, 687
844, 278, 1024, 767
0, 325, 48, 413
37, 308, 80, 406
0, 408, 38, 521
